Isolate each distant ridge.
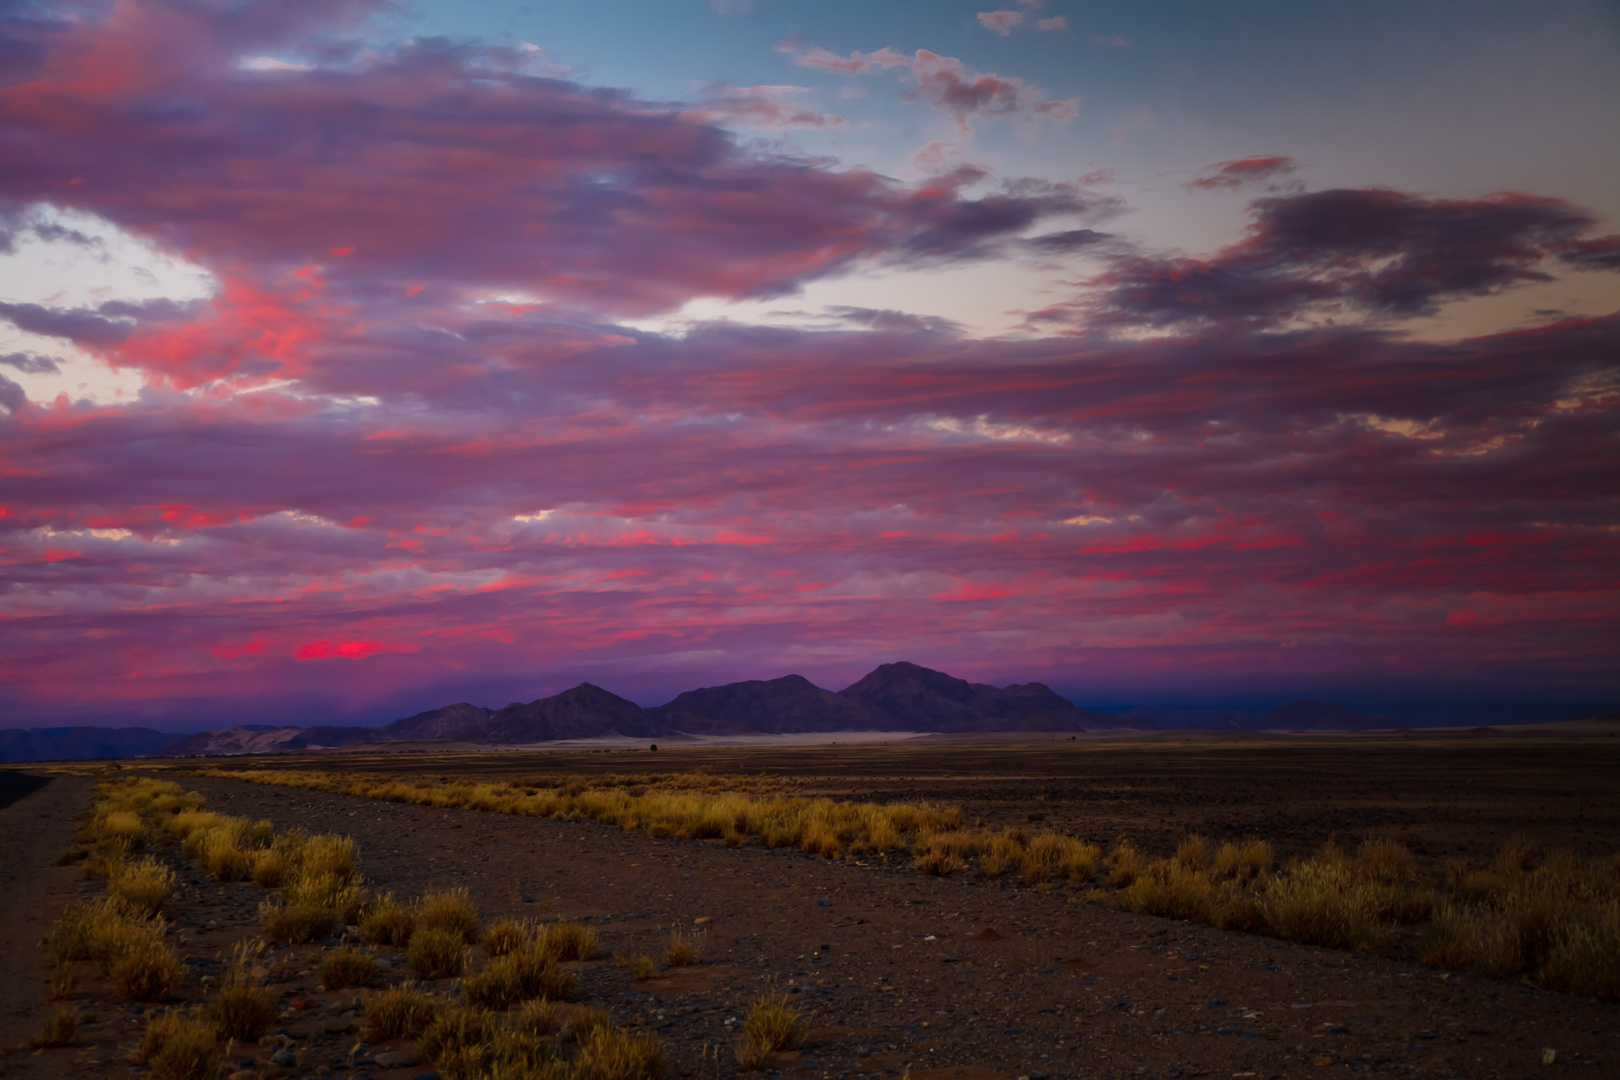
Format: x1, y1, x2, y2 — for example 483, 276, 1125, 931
0, 726, 186, 763
77, 661, 1163, 757
8, 664, 1446, 761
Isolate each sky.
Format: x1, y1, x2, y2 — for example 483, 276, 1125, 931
1, 0, 1617, 729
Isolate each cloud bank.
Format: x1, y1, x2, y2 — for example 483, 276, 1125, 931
0, 1, 1616, 724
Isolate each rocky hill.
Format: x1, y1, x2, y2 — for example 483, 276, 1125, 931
0, 726, 187, 762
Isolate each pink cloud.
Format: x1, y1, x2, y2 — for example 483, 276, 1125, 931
789, 44, 1077, 133
1038, 16, 1068, 31
1186, 155, 1301, 191
680, 84, 847, 130
977, 11, 1025, 36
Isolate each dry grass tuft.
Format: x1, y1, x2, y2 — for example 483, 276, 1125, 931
1261, 861, 1385, 953
107, 857, 174, 919
575, 1025, 669, 1080
1106, 841, 1142, 888
537, 920, 596, 962
360, 983, 444, 1042
360, 892, 415, 947
418, 888, 481, 943
408, 927, 469, 980
1355, 838, 1413, 885
462, 947, 574, 1009
483, 917, 531, 957
132, 1010, 226, 1080
913, 848, 966, 877
567, 1006, 613, 1042
111, 937, 184, 1003
203, 972, 277, 1041
319, 946, 377, 989
632, 955, 658, 981
511, 997, 560, 1038
24, 1007, 77, 1049
416, 1005, 503, 1078
1175, 834, 1212, 871
664, 932, 701, 967
1122, 861, 1216, 923
734, 994, 807, 1070
1211, 838, 1272, 883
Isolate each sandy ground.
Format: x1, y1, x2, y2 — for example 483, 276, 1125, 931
0, 774, 93, 1071
7, 769, 1615, 1079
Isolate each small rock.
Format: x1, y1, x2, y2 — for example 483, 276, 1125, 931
323, 1014, 356, 1034
520, 893, 534, 903
229, 1072, 256, 1080
1312, 1056, 1332, 1068
273, 1048, 297, 1068
249, 965, 269, 978
415, 1073, 443, 1080
1542, 1049, 1557, 1065
376, 1051, 418, 1068
694, 917, 711, 926
816, 899, 831, 907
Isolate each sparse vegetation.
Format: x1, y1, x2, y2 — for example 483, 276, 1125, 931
664, 932, 700, 967
418, 887, 482, 943
631, 954, 658, 980
132, 1010, 226, 1080
361, 983, 445, 1041
203, 970, 278, 1041
537, 919, 596, 961
574, 1024, 669, 1080
462, 946, 574, 1008
484, 917, 530, 956
409, 927, 469, 979
99, 764, 1615, 1002
319, 945, 378, 989
734, 994, 808, 1071
360, 891, 416, 946
24, 1007, 77, 1049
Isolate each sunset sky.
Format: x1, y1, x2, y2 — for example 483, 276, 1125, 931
2, 0, 1617, 729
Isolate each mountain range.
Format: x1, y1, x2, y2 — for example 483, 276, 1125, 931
160, 662, 1150, 755
2, 662, 1431, 761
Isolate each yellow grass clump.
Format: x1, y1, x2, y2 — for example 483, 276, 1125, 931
734, 994, 807, 1071
133, 1010, 226, 1080
24, 1007, 77, 1049
664, 932, 700, 967
360, 891, 416, 946
537, 920, 597, 962
319, 946, 378, 989
409, 927, 469, 980
360, 983, 445, 1042
418, 887, 481, 943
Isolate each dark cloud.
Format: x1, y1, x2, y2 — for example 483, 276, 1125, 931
0, 371, 26, 413
0, 351, 60, 374
1040, 188, 1615, 331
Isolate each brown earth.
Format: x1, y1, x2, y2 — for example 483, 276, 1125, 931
3, 733, 1618, 1079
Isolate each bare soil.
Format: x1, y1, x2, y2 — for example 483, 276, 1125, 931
4, 733, 1618, 1079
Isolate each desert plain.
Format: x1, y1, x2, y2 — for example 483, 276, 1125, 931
1, 726, 1617, 1080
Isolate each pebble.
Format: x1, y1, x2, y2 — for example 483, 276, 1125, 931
323, 1014, 357, 1034
273, 1049, 298, 1067
414, 1073, 443, 1080
376, 1050, 418, 1068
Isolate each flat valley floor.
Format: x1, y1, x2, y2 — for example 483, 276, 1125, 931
1, 732, 1616, 1079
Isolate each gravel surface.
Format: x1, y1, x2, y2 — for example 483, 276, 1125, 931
5, 771, 1616, 1079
